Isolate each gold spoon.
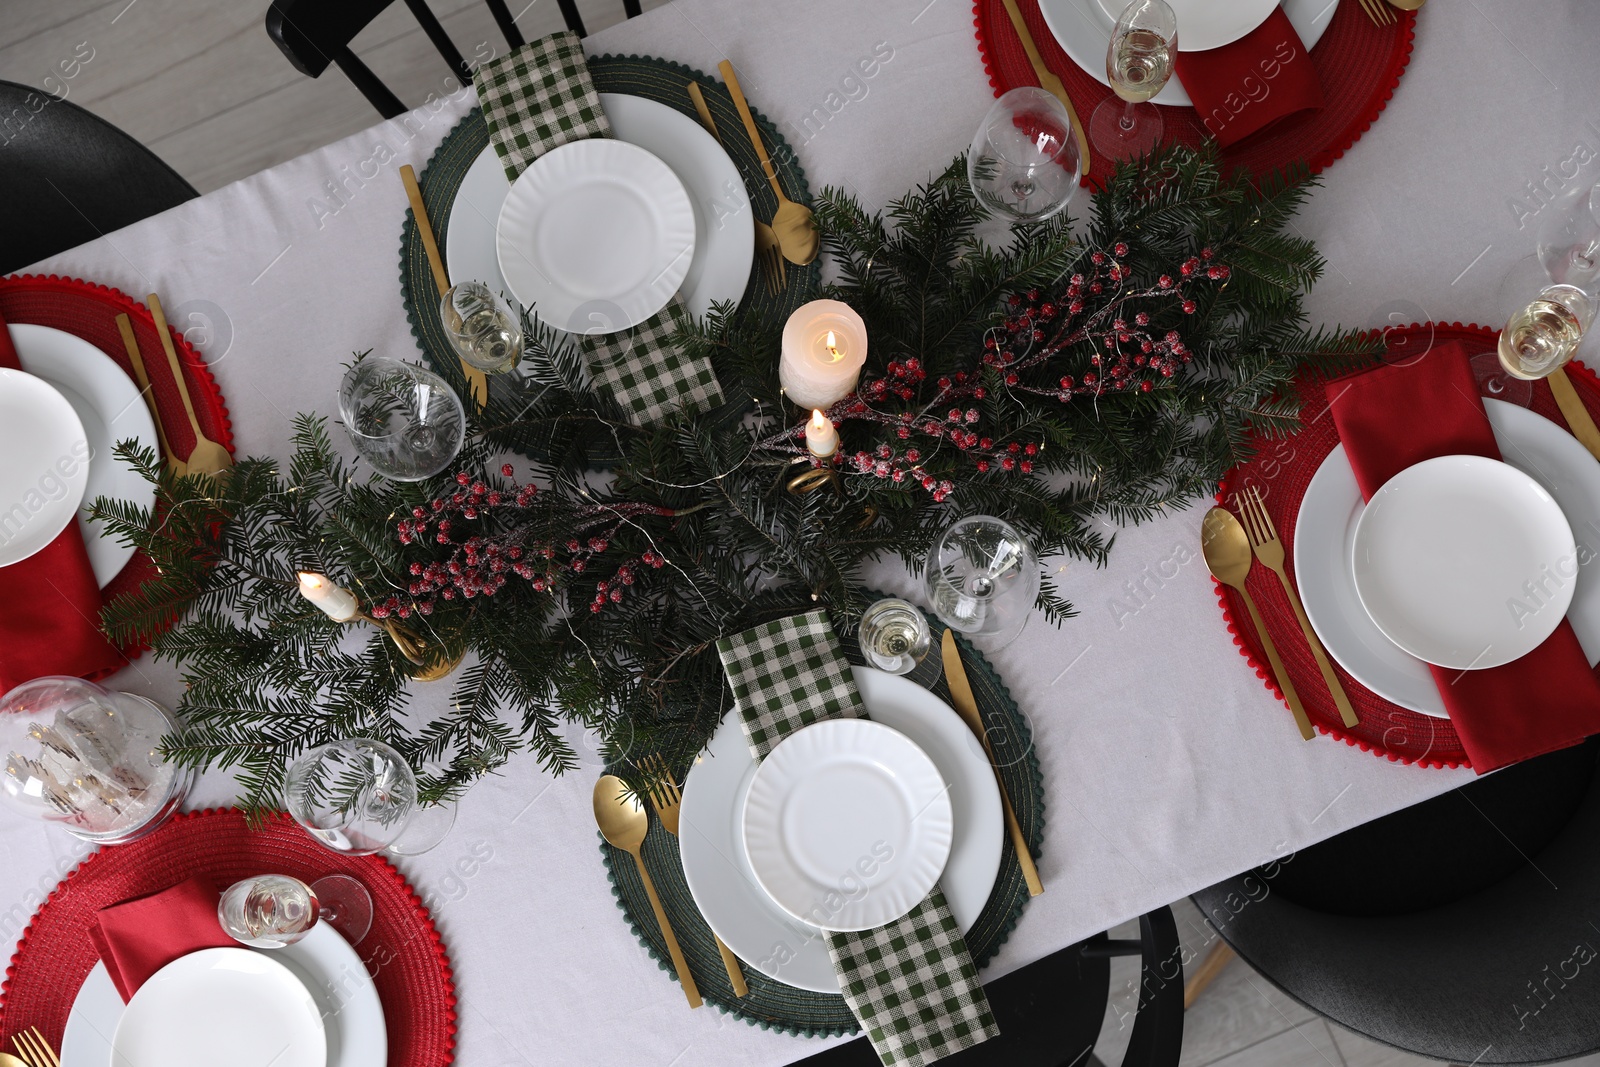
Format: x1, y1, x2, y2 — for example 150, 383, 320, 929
593, 774, 702, 1009
718, 60, 819, 267
1201, 507, 1314, 741
1387, 0, 1424, 9
146, 293, 233, 478
0, 1052, 30, 1067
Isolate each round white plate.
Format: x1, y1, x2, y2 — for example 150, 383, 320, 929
112, 947, 326, 1067
1351, 455, 1575, 671
743, 717, 954, 934
1037, 0, 1338, 106
0, 367, 89, 569
1298, 400, 1600, 715
450, 94, 752, 333
680, 667, 1002, 992
65, 924, 384, 1067
495, 138, 694, 334
10, 323, 159, 587
1092, 0, 1278, 52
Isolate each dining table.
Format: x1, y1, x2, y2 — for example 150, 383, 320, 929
7, 0, 1600, 1063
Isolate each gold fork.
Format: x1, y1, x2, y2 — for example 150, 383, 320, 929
13, 1027, 59, 1067
1238, 486, 1360, 728
1358, 0, 1394, 26
641, 754, 749, 997
686, 81, 785, 297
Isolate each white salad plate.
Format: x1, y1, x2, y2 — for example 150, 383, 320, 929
63, 923, 386, 1067
680, 667, 1002, 992
110, 947, 326, 1067
10, 323, 159, 586
743, 718, 954, 933
1091, 0, 1278, 52
0, 366, 90, 569
454, 94, 752, 333
1350, 454, 1575, 671
1036, 0, 1337, 106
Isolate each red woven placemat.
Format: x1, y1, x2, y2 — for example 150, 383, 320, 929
0, 808, 457, 1063
1215, 323, 1600, 768
0, 274, 234, 660
974, 0, 1416, 186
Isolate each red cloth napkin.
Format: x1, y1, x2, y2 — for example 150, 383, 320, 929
1326, 341, 1600, 772
87, 876, 236, 1001
0, 312, 123, 693
1173, 7, 1325, 149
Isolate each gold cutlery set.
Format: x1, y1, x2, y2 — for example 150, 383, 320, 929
1359, 0, 1425, 27
115, 295, 234, 480
595, 630, 1042, 1008
1204, 486, 1358, 741
7, 1026, 58, 1067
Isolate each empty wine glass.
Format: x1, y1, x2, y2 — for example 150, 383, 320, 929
218, 874, 319, 949
1091, 0, 1177, 162
1498, 284, 1597, 381
858, 598, 934, 676
286, 737, 456, 856
338, 358, 465, 482
968, 87, 1081, 223
441, 281, 523, 374
925, 515, 1041, 644
1536, 182, 1600, 292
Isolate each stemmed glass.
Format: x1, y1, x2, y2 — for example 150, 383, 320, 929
967, 87, 1081, 223
338, 357, 465, 482
1091, 0, 1178, 162
925, 515, 1041, 644
1498, 284, 1597, 382
440, 281, 523, 374
858, 598, 934, 676
1536, 181, 1600, 292
218, 872, 377, 948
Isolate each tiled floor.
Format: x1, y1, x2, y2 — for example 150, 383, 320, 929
7, 3, 1599, 1066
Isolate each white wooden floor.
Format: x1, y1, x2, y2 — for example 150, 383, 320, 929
5, 3, 1598, 1065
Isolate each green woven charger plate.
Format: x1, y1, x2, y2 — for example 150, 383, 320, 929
600, 608, 1046, 1037
398, 53, 821, 465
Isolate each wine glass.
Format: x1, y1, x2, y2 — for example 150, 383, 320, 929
338, 357, 465, 482
858, 598, 934, 676
1536, 181, 1600, 292
1498, 284, 1597, 381
440, 281, 523, 374
218, 874, 319, 948
925, 515, 1041, 644
968, 87, 1081, 223
1090, 0, 1177, 162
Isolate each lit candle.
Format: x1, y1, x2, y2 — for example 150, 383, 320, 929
298, 571, 360, 622
805, 409, 839, 458
779, 299, 868, 409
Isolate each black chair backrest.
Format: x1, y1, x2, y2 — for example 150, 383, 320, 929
266, 0, 642, 120
0, 81, 197, 275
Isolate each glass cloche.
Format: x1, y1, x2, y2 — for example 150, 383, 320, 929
0, 677, 192, 843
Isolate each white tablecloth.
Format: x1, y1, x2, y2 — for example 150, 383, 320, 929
12, 1, 1600, 1063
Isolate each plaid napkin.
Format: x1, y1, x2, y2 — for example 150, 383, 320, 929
718, 612, 999, 1066
472, 32, 723, 425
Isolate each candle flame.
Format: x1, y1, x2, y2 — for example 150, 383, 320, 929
824, 330, 841, 362
810, 409, 828, 432
298, 572, 324, 590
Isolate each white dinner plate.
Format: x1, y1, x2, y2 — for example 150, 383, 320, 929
10, 323, 159, 587
112, 947, 326, 1067
1037, 0, 1338, 106
743, 717, 953, 933
63, 923, 385, 1067
681, 667, 1002, 990
1298, 400, 1600, 715
495, 137, 694, 334
451, 94, 752, 332
1092, 0, 1278, 52
0, 367, 89, 569
1351, 455, 1575, 671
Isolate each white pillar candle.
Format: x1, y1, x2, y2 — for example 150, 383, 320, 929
298, 571, 361, 622
805, 409, 839, 458
779, 300, 868, 409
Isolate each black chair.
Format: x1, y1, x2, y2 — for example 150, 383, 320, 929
1192, 738, 1600, 1066
266, 0, 642, 120
789, 907, 1184, 1066
0, 81, 197, 276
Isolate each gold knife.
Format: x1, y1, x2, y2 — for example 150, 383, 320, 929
399, 163, 489, 410
941, 629, 1044, 897
1549, 367, 1600, 463
998, 0, 1092, 177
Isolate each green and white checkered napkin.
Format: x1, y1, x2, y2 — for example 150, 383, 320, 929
717, 612, 999, 1066
473, 32, 724, 425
